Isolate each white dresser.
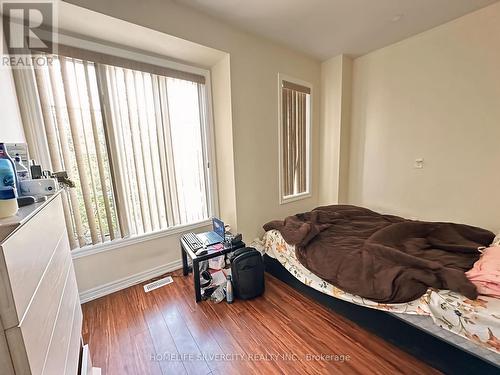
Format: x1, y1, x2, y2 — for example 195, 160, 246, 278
0, 193, 84, 375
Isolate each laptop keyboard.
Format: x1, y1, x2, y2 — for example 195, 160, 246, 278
184, 232, 203, 250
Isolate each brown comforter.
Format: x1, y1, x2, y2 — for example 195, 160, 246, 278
263, 205, 495, 303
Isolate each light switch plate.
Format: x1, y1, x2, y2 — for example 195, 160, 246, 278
414, 158, 424, 169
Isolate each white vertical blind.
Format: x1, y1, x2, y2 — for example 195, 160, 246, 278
83, 62, 116, 240
33, 65, 79, 249
101, 65, 209, 237
33, 56, 120, 247
60, 58, 100, 243
282, 83, 309, 197
27, 54, 211, 248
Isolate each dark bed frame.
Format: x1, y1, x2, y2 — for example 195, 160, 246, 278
264, 254, 499, 375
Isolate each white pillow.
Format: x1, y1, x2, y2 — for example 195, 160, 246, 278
493, 233, 500, 247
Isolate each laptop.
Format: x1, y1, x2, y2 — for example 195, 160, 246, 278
197, 218, 225, 246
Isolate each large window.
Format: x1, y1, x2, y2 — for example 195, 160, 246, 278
278, 75, 312, 204
29, 51, 213, 249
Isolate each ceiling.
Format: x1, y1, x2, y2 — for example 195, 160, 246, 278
174, 0, 499, 60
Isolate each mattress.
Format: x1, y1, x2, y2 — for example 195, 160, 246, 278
258, 229, 500, 355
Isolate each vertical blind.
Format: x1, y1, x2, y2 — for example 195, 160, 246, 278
34, 57, 119, 248
30, 54, 211, 249
281, 80, 310, 197
100, 65, 208, 237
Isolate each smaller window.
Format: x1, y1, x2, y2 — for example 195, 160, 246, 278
278, 74, 312, 204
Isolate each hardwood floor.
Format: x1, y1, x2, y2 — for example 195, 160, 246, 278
82, 271, 441, 375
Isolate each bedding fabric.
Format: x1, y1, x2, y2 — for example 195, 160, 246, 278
263, 205, 495, 303
260, 230, 500, 354
260, 230, 432, 315
493, 233, 500, 247
466, 246, 500, 298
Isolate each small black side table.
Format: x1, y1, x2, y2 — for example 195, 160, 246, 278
180, 236, 245, 302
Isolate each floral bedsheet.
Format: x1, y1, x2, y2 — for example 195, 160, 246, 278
258, 229, 500, 354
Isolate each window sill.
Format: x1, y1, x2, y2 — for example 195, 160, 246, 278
71, 219, 212, 259
280, 192, 312, 205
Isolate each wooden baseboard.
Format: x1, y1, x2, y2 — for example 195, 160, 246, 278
79, 260, 182, 303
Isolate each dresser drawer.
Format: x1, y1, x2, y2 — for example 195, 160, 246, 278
42, 265, 79, 375
6, 233, 72, 375
0, 195, 66, 329
66, 299, 83, 375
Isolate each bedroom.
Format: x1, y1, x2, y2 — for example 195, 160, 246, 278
0, 0, 499, 374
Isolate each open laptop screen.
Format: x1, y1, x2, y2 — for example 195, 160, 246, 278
213, 218, 225, 239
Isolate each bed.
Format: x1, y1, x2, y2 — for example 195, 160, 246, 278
255, 229, 500, 373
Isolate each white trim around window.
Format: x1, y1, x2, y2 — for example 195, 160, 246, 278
277, 73, 313, 205
71, 218, 212, 259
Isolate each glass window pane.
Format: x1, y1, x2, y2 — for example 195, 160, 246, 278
167, 78, 208, 225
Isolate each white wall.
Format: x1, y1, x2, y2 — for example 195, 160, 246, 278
74, 223, 211, 294
0, 31, 25, 144
348, 2, 500, 232
319, 54, 352, 205
211, 55, 238, 230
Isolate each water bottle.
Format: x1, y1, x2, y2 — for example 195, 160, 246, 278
0, 187, 18, 219
226, 275, 234, 304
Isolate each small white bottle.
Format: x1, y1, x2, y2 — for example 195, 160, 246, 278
14, 156, 29, 181
0, 187, 18, 219
226, 275, 234, 304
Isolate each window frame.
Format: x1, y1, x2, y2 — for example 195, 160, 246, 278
22, 32, 220, 256
277, 73, 313, 205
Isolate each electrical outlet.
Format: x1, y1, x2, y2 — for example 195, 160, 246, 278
414, 158, 424, 169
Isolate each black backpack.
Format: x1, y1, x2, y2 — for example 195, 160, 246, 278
229, 247, 265, 300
